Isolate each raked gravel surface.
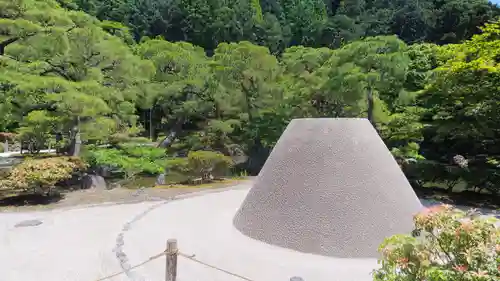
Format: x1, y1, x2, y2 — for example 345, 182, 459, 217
123, 187, 378, 281
0, 183, 498, 281
0, 201, 159, 281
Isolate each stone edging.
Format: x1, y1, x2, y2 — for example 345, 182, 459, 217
113, 200, 170, 281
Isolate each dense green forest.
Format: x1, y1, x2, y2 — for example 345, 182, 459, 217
1, 0, 500, 196
69, 0, 500, 53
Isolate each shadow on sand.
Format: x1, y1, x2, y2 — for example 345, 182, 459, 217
0, 192, 64, 207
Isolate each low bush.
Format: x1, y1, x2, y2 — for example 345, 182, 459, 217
127, 137, 152, 144
82, 147, 166, 179
83, 147, 233, 185
108, 132, 150, 147
121, 145, 166, 160
401, 158, 500, 195
167, 150, 233, 183
0, 157, 87, 194
374, 204, 500, 281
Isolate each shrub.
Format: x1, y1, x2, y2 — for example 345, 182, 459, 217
374, 204, 500, 281
83, 148, 233, 185
1, 157, 87, 193
166, 157, 190, 174
107, 129, 144, 147
167, 150, 233, 183
127, 137, 152, 144
121, 145, 166, 160
189, 150, 233, 179
82, 147, 166, 179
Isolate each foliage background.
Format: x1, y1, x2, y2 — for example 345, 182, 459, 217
1, 0, 500, 196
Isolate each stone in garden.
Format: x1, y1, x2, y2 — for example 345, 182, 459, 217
81, 174, 107, 190
97, 166, 112, 177
108, 182, 121, 190
155, 173, 166, 186
15, 219, 43, 228
233, 118, 423, 258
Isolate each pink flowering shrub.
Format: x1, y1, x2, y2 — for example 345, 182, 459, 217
373, 204, 500, 281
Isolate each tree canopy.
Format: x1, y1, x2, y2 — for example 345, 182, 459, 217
69, 0, 500, 52
1, 0, 500, 195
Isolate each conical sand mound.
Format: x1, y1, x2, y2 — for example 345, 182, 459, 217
233, 118, 423, 258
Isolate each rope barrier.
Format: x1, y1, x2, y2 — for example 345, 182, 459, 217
95, 250, 167, 281
95, 248, 256, 281
178, 251, 255, 281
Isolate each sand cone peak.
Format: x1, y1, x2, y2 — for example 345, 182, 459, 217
233, 118, 422, 258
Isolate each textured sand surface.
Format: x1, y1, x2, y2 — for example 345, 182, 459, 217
0, 184, 497, 281
0, 202, 158, 281
124, 187, 378, 281
233, 118, 424, 258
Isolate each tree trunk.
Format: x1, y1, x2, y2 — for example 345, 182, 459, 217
0, 37, 21, 56
367, 87, 374, 126
149, 107, 154, 141
157, 117, 184, 148
55, 132, 62, 155
242, 80, 254, 123
69, 116, 81, 157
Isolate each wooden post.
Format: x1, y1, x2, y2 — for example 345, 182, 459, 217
166, 239, 178, 281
